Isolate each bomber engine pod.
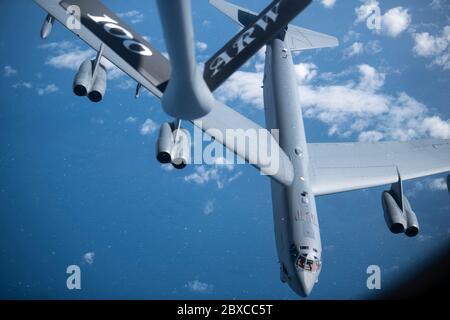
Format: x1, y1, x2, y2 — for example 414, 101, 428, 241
88, 64, 107, 102
171, 128, 191, 169
73, 59, 107, 102
403, 196, 419, 237
73, 60, 93, 97
381, 191, 406, 234
156, 122, 174, 164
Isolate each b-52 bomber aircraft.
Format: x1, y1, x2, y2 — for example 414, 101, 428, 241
33, 0, 450, 297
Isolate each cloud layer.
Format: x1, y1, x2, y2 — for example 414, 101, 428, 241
216, 57, 450, 142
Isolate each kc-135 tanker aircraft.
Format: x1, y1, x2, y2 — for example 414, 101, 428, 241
33, 0, 450, 297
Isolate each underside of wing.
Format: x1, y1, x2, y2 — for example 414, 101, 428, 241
194, 100, 294, 186
34, 0, 170, 98
33, 0, 295, 186
309, 139, 450, 196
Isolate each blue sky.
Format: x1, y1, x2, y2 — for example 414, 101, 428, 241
0, 0, 449, 299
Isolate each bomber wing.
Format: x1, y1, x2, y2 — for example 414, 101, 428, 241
308, 139, 450, 196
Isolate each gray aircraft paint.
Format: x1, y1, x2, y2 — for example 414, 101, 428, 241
263, 36, 321, 296
33, 0, 450, 298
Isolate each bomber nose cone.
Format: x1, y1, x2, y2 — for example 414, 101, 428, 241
297, 270, 316, 296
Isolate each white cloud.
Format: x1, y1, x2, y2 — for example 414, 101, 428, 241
46, 48, 94, 71
430, 0, 449, 10
184, 157, 239, 189
161, 164, 174, 171
36, 84, 59, 96
186, 280, 214, 293
365, 40, 383, 54
428, 178, 448, 191
294, 63, 318, 84
343, 42, 364, 58
417, 234, 432, 242
215, 70, 264, 109
302, 67, 449, 140
228, 171, 243, 183
41, 41, 125, 79
125, 116, 137, 123
408, 177, 449, 196
90, 118, 105, 125
421, 116, 450, 139
12, 82, 32, 89
4, 65, 17, 77
358, 130, 384, 142
203, 200, 214, 215
217, 60, 450, 142
355, 1, 411, 38
381, 7, 411, 38
357, 64, 385, 91
140, 118, 158, 136
83, 252, 95, 265
184, 167, 223, 188
117, 10, 144, 24
217, 63, 318, 110
116, 79, 135, 90
343, 41, 382, 59
430, 0, 442, 9
343, 30, 361, 43
320, 0, 336, 9
355, 0, 379, 24
12, 81, 58, 96
196, 41, 208, 52
39, 40, 76, 52
412, 26, 450, 70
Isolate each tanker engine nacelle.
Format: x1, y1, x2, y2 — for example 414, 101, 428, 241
156, 122, 191, 169
73, 59, 107, 103
381, 190, 419, 237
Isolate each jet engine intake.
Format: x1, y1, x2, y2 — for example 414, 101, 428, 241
73, 60, 107, 102
73, 60, 92, 97
381, 191, 406, 234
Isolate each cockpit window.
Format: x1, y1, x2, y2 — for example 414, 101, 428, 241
296, 252, 321, 273
291, 244, 321, 273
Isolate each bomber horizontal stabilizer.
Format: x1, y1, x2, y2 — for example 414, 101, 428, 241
210, 0, 338, 52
